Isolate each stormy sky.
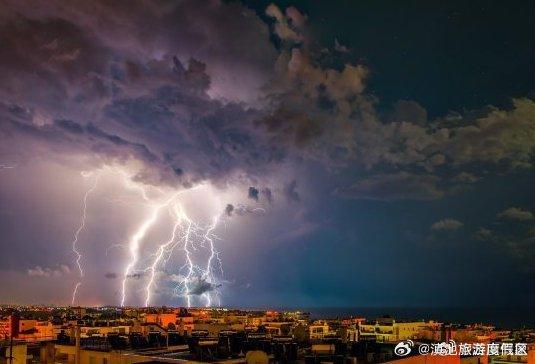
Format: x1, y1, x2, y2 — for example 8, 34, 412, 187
0, 0, 534, 309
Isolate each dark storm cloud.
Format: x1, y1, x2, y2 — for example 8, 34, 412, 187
188, 277, 221, 296
0, 0, 283, 189
225, 204, 234, 217
127, 272, 144, 280
105, 273, 118, 279
0, 1, 535, 201
248, 187, 259, 201
2, 0, 535, 202
0, 0, 277, 102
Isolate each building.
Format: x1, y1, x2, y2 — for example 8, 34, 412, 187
0, 341, 27, 364
309, 321, 336, 340
144, 314, 177, 329
359, 318, 431, 342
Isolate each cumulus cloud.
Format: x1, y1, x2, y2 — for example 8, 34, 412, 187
357, 98, 535, 173
334, 38, 350, 53
154, 273, 222, 298
224, 204, 265, 217
337, 172, 444, 201
265, 4, 305, 43
472, 223, 535, 273
453, 172, 479, 184
27, 264, 70, 277
187, 277, 221, 296
430, 218, 464, 231
332, 97, 535, 200
388, 100, 428, 126
498, 207, 534, 221
473, 228, 494, 241
239, 205, 266, 216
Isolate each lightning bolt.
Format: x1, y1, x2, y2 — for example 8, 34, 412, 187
121, 187, 195, 307
143, 202, 183, 307
142, 213, 193, 307
141, 202, 225, 308
65, 166, 228, 307
72, 282, 82, 304
180, 217, 195, 308
202, 215, 223, 307
71, 172, 100, 305
120, 202, 163, 307
170, 212, 224, 308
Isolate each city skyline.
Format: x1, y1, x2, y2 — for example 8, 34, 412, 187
0, 0, 534, 309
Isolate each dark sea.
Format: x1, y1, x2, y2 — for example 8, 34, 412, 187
301, 307, 535, 329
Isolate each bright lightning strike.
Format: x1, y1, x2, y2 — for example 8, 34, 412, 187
201, 215, 223, 307
181, 217, 195, 308
120, 202, 164, 307
66, 166, 228, 308
70, 172, 100, 305
143, 203, 183, 307
72, 282, 82, 304
120, 185, 200, 307
169, 212, 224, 308
141, 200, 225, 308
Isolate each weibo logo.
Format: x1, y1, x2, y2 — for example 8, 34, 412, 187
394, 340, 414, 356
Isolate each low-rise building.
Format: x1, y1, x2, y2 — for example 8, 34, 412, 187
309, 320, 336, 340
359, 318, 430, 342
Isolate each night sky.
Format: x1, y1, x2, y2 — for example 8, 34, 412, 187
0, 0, 534, 309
